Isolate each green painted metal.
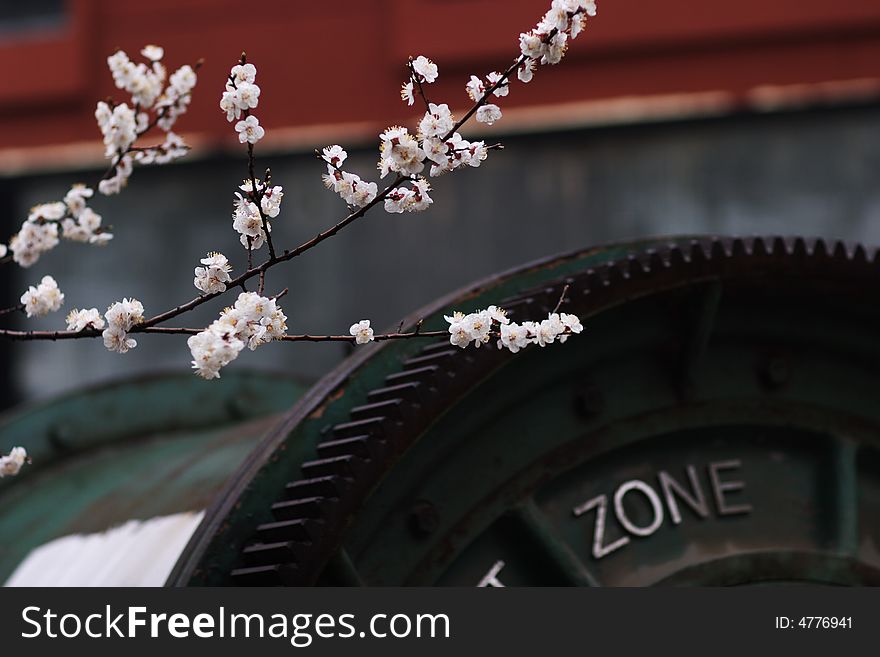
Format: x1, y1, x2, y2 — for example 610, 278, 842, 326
0, 370, 311, 583
163, 237, 880, 586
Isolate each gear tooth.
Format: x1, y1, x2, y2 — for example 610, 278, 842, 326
813, 238, 830, 258
584, 268, 606, 292
730, 238, 747, 257
646, 249, 664, 272
853, 244, 868, 264
771, 236, 789, 256
710, 238, 727, 260
669, 246, 688, 267
605, 261, 627, 284
689, 239, 709, 263
753, 237, 770, 257
791, 237, 808, 257
832, 241, 849, 260
626, 254, 647, 276
872, 249, 880, 266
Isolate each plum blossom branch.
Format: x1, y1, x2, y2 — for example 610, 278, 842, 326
0, 0, 599, 385
1, 46, 200, 270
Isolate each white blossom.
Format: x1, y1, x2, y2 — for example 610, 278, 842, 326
29, 202, 66, 222
445, 305, 583, 352
194, 252, 233, 294
63, 184, 93, 217
235, 115, 264, 144
0, 244, 6, 258
400, 81, 414, 106
21, 276, 64, 318
141, 45, 164, 62
221, 62, 261, 125
542, 31, 568, 65
534, 313, 565, 346
66, 308, 105, 332
235, 82, 261, 110
384, 188, 414, 214
321, 145, 347, 168
486, 72, 509, 97
260, 185, 284, 218
168, 64, 197, 95
103, 298, 144, 354
518, 59, 536, 83
418, 103, 454, 139
103, 328, 137, 353
476, 104, 502, 125
406, 178, 433, 212
98, 153, 134, 196
107, 49, 164, 108
349, 319, 374, 345
466, 75, 485, 102
519, 32, 544, 60
232, 199, 267, 250
231, 63, 257, 85
412, 55, 438, 83
378, 126, 425, 177
220, 90, 240, 122
498, 322, 531, 353
323, 169, 377, 208
445, 311, 472, 348
9, 221, 59, 267
188, 292, 287, 379
187, 325, 244, 380
0, 447, 27, 478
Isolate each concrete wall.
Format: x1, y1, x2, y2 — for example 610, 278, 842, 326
4, 105, 880, 407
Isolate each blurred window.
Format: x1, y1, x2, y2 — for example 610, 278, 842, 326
0, 0, 66, 38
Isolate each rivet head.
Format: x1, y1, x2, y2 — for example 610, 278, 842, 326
759, 354, 790, 389
574, 384, 604, 418
408, 500, 440, 538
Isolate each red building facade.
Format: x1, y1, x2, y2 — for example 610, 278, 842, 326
3, 0, 880, 171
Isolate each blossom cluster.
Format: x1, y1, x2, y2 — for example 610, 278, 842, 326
188, 292, 288, 379
66, 308, 106, 332
99, 46, 197, 195
20, 276, 64, 318
317, 1, 599, 216
194, 252, 233, 294
102, 298, 145, 354
445, 306, 583, 352
220, 61, 264, 144
6, 185, 111, 269
320, 146, 378, 208
0, 447, 27, 478
232, 179, 284, 250
518, 1, 597, 75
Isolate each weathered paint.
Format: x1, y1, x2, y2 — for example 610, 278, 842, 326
0, 370, 310, 583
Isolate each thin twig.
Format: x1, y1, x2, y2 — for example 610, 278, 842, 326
0, 304, 24, 317
134, 173, 405, 331
551, 283, 571, 314
0, 324, 449, 343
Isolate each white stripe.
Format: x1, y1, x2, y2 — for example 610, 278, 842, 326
4, 511, 204, 587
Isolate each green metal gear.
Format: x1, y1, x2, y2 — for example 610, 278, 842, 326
172, 236, 880, 586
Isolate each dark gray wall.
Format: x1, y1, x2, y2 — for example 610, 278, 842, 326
5, 105, 880, 405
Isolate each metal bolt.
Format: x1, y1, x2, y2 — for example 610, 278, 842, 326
409, 500, 440, 538
759, 354, 790, 389
574, 384, 604, 418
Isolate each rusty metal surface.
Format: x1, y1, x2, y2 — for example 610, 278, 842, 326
172, 236, 880, 586
0, 371, 310, 583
